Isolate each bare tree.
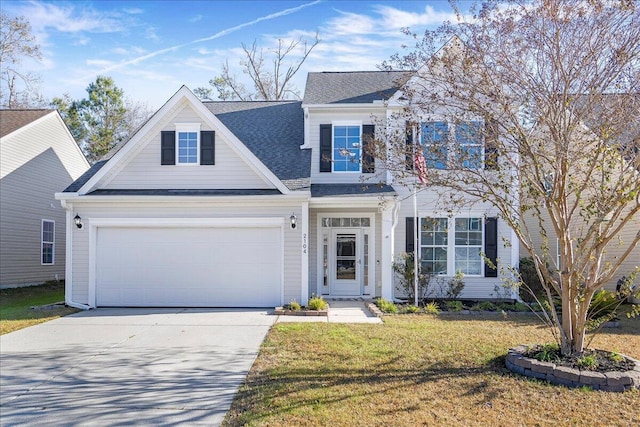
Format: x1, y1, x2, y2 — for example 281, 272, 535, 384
377, 0, 639, 356
0, 12, 43, 108
195, 34, 320, 101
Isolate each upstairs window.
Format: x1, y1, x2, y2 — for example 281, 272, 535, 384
42, 220, 54, 265
418, 120, 484, 170
177, 132, 198, 164
333, 125, 361, 172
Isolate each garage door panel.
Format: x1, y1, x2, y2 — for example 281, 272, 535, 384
96, 226, 282, 307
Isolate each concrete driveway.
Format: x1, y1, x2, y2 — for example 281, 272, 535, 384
0, 308, 276, 426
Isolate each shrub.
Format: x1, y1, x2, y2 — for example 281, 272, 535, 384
393, 252, 432, 303
471, 301, 497, 311
402, 304, 420, 314
307, 296, 328, 311
532, 343, 560, 363
424, 301, 440, 314
376, 298, 397, 314
446, 271, 465, 299
285, 300, 301, 311
586, 289, 622, 331
518, 257, 546, 303
576, 353, 598, 370
445, 300, 464, 312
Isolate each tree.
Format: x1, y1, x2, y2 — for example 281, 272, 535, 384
0, 12, 43, 108
53, 76, 130, 162
378, 0, 639, 356
195, 35, 320, 101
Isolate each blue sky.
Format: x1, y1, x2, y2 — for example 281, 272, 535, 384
3, 0, 465, 109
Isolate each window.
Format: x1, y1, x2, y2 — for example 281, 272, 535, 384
456, 121, 483, 169
421, 121, 448, 169
418, 217, 483, 276
454, 218, 483, 275
333, 125, 361, 172
420, 218, 448, 274
175, 123, 201, 165
418, 121, 484, 169
177, 132, 198, 164
42, 220, 54, 265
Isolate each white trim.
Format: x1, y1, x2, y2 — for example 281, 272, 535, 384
56, 192, 311, 204
175, 123, 201, 166
87, 217, 285, 308
315, 212, 376, 298
301, 201, 309, 303
77, 86, 290, 195
41, 219, 55, 265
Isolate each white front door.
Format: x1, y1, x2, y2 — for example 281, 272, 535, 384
330, 228, 362, 296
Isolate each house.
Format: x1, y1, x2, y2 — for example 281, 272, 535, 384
1, 109, 89, 288
56, 72, 519, 309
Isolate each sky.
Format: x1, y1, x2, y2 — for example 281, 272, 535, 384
2, 0, 466, 109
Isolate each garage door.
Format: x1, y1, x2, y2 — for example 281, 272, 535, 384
95, 226, 282, 307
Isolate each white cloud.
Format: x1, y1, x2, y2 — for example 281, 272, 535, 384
374, 4, 462, 29
189, 14, 204, 23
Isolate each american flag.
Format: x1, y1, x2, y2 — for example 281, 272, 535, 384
414, 149, 428, 185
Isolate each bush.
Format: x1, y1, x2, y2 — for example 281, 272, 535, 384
375, 298, 398, 314
446, 271, 465, 299
424, 301, 440, 314
393, 253, 432, 303
470, 301, 497, 311
285, 300, 301, 311
445, 300, 464, 312
307, 296, 328, 311
518, 257, 546, 303
403, 304, 420, 314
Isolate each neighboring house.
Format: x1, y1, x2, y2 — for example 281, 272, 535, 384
56, 73, 519, 309
0, 109, 89, 288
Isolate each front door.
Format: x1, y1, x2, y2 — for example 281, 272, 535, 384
330, 229, 362, 296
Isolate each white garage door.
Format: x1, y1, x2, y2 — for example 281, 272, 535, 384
96, 226, 282, 307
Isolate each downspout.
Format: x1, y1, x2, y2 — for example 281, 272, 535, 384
60, 200, 91, 310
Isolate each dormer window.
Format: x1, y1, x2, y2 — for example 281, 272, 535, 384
333, 124, 361, 172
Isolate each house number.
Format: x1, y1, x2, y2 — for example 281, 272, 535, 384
302, 233, 307, 254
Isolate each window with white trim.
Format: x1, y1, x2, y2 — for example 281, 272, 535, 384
419, 217, 484, 276
419, 121, 484, 169
175, 123, 201, 165
333, 124, 361, 172
41, 220, 54, 265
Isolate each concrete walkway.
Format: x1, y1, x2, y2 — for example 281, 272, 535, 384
276, 299, 382, 324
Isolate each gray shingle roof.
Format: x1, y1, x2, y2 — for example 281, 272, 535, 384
63, 160, 108, 192
205, 101, 310, 191
0, 109, 53, 138
303, 71, 411, 105
311, 183, 396, 197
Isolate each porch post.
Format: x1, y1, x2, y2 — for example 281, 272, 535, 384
381, 205, 395, 300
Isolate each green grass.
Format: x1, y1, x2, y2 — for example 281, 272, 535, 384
0, 281, 78, 335
223, 315, 640, 427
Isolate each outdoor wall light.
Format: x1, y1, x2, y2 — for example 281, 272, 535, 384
290, 213, 297, 229
74, 214, 83, 229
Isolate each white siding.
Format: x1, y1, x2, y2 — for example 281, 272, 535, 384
102, 104, 273, 190
0, 112, 88, 286
68, 200, 303, 306
393, 185, 513, 299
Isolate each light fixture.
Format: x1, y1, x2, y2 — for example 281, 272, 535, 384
74, 214, 83, 229
290, 213, 297, 229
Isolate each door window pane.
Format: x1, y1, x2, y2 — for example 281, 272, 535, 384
336, 234, 356, 280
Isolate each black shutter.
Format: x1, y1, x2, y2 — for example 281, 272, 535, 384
362, 124, 375, 173
200, 130, 215, 165
485, 119, 499, 170
406, 217, 416, 253
484, 217, 498, 277
406, 123, 414, 171
320, 124, 332, 172
161, 131, 175, 165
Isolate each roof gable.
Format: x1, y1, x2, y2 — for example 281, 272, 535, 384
71, 87, 293, 195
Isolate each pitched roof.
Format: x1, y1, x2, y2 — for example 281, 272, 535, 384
0, 109, 53, 138
204, 101, 310, 191
303, 71, 411, 105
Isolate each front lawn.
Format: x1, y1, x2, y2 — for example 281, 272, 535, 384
0, 282, 78, 335
224, 314, 639, 426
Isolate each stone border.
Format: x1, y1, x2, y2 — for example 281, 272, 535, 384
506, 345, 640, 392
365, 301, 384, 317
273, 307, 329, 316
